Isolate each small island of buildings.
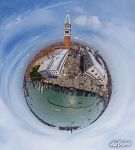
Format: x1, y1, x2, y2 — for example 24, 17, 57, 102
24, 13, 112, 132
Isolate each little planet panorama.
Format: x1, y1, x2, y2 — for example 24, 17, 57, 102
24, 13, 112, 132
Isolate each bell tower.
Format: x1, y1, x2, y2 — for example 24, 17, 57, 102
64, 13, 71, 49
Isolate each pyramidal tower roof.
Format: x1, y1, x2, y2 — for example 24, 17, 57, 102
65, 13, 70, 24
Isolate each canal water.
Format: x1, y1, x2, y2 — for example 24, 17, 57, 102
26, 83, 105, 130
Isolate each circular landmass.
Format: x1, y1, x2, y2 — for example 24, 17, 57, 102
24, 41, 112, 131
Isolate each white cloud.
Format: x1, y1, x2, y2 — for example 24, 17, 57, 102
74, 6, 84, 13
74, 15, 87, 26
87, 16, 102, 29
74, 15, 102, 30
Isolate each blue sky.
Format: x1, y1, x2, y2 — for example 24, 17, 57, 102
0, 0, 135, 23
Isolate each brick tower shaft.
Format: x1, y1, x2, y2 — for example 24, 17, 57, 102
64, 36, 70, 49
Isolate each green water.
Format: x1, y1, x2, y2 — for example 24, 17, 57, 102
26, 83, 104, 129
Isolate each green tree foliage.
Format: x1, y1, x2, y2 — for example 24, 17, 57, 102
30, 65, 42, 81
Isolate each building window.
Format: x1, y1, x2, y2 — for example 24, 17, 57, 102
91, 70, 94, 72
65, 31, 69, 33
95, 73, 98, 76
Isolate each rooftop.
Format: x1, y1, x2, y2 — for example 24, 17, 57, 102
50, 49, 68, 70
88, 52, 105, 77
38, 49, 68, 72
38, 57, 52, 72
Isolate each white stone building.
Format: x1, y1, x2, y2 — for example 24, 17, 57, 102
81, 50, 107, 87
38, 49, 68, 78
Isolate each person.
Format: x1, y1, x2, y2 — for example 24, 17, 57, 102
71, 128, 72, 134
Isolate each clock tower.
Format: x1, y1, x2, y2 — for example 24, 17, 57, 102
64, 13, 71, 49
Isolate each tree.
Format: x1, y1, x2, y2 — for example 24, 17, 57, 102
30, 65, 42, 82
